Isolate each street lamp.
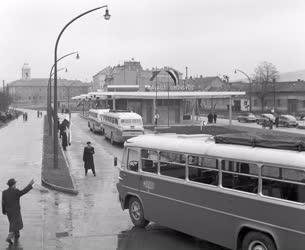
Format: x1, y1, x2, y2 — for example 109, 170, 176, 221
47, 67, 68, 135
234, 69, 252, 112
53, 5, 110, 168
47, 51, 79, 135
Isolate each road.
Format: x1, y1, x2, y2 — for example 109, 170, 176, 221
216, 117, 305, 134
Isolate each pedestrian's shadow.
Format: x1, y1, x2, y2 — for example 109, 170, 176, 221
6, 242, 23, 250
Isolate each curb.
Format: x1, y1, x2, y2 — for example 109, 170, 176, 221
41, 115, 78, 195
60, 143, 78, 193
41, 177, 78, 195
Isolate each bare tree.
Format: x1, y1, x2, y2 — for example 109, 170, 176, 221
253, 61, 279, 112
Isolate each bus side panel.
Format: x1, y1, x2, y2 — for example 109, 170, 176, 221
139, 175, 236, 249
139, 175, 305, 250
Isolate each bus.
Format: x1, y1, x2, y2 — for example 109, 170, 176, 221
116, 133, 305, 250
87, 109, 109, 134
101, 110, 144, 144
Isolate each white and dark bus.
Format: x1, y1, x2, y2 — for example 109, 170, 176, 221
116, 133, 305, 250
87, 109, 109, 134
101, 110, 144, 144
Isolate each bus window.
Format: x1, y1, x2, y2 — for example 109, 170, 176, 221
262, 165, 305, 203
160, 151, 186, 179
127, 148, 139, 172
141, 149, 158, 174
188, 156, 218, 186
221, 160, 258, 194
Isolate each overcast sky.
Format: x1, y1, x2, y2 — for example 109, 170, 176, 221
0, 0, 304, 83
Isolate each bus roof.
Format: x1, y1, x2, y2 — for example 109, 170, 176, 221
126, 134, 305, 169
89, 109, 109, 114
102, 112, 142, 120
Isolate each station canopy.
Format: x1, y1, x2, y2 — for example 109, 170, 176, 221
72, 91, 246, 101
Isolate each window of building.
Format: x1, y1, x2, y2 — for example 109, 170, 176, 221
127, 148, 139, 172
262, 165, 305, 202
221, 160, 258, 193
159, 151, 186, 179
188, 156, 218, 186
141, 149, 158, 174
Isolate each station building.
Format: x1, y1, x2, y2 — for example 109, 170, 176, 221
73, 90, 245, 126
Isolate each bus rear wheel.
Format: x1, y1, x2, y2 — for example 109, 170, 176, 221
242, 232, 276, 250
128, 197, 149, 228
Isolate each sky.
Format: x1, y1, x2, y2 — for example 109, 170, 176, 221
0, 0, 304, 83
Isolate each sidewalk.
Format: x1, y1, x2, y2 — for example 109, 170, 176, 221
42, 114, 131, 249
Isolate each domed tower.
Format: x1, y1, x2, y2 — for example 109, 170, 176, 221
22, 63, 31, 80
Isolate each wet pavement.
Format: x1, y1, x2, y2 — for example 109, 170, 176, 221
0, 110, 44, 250
1, 111, 226, 250
42, 114, 226, 250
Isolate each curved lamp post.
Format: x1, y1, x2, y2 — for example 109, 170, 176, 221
234, 69, 252, 112
53, 5, 110, 168
47, 51, 79, 123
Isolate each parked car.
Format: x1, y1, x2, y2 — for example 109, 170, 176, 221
237, 113, 257, 123
256, 113, 275, 125
297, 117, 305, 129
278, 115, 298, 127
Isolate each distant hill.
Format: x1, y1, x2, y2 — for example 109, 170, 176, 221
279, 69, 305, 82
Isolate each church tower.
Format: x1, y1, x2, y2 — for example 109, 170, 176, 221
22, 63, 31, 80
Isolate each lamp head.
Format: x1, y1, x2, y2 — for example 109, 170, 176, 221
76, 53, 80, 60
104, 8, 111, 20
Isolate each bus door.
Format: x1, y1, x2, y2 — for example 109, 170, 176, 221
120, 147, 141, 195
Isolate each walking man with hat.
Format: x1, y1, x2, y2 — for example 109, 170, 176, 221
2, 178, 34, 245
83, 141, 96, 176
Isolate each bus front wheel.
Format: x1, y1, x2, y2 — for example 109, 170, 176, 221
128, 197, 149, 228
242, 232, 276, 250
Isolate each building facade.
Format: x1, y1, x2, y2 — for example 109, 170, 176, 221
250, 80, 305, 114
92, 66, 112, 91
94, 60, 183, 91
8, 64, 90, 110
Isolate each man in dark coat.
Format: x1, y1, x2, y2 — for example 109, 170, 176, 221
62, 129, 68, 150
208, 112, 213, 124
213, 113, 217, 123
2, 178, 34, 245
83, 141, 96, 176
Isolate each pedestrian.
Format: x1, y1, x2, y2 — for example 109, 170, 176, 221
275, 116, 279, 128
200, 119, 206, 132
154, 113, 159, 127
2, 178, 34, 245
83, 141, 96, 176
208, 112, 213, 124
61, 128, 68, 150
213, 113, 217, 123
37, 110, 39, 118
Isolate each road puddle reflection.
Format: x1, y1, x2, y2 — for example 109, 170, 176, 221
116, 224, 226, 250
